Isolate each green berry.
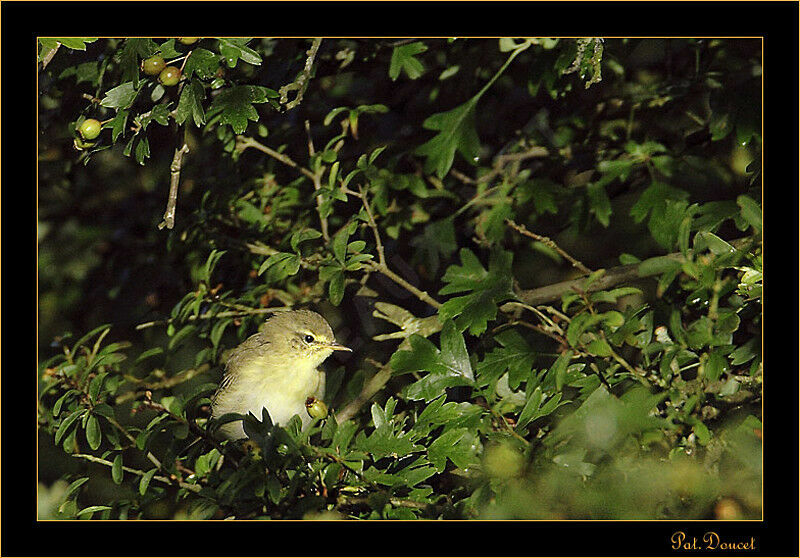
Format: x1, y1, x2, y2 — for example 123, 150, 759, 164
78, 118, 102, 140
141, 55, 166, 76
178, 37, 200, 45
305, 397, 328, 419
158, 66, 181, 86
484, 443, 524, 479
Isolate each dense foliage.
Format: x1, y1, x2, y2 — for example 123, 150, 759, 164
38, 37, 762, 520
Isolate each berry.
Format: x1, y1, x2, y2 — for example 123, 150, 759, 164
78, 118, 102, 140
178, 37, 200, 45
305, 397, 328, 419
141, 55, 166, 75
158, 66, 181, 86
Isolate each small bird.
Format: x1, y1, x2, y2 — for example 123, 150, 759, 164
211, 310, 351, 440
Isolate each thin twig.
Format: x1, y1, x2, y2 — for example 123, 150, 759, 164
305, 121, 330, 241
358, 187, 385, 266
158, 143, 190, 230
135, 304, 291, 331
511, 236, 759, 307
104, 414, 164, 471
506, 218, 592, 275
364, 260, 442, 310
235, 136, 316, 180
72, 453, 202, 493
473, 145, 549, 186
304, 119, 316, 157
115, 364, 210, 403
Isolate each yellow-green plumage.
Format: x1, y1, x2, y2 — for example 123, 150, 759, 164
211, 310, 349, 440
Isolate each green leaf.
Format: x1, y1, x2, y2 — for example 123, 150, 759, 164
542, 350, 573, 391
709, 112, 733, 141
88, 372, 108, 403
415, 98, 480, 178
175, 79, 206, 127
637, 255, 682, 277
55, 409, 85, 445
44, 37, 98, 50
139, 468, 157, 495
703, 349, 729, 381
76, 505, 112, 518
355, 425, 422, 459
53, 389, 80, 417
258, 252, 301, 282
100, 82, 140, 110
629, 181, 689, 224
411, 218, 457, 275
332, 226, 351, 263
476, 329, 537, 390
389, 41, 428, 80
587, 182, 612, 227
209, 85, 272, 134
290, 229, 323, 252
111, 454, 124, 484
438, 249, 515, 335
391, 328, 475, 402
85, 414, 102, 450
328, 270, 345, 306
694, 231, 735, 256
64, 477, 90, 500
428, 428, 479, 472
168, 324, 197, 351
586, 337, 613, 357
184, 48, 220, 79
736, 195, 762, 233
218, 38, 262, 67
156, 38, 182, 59
391, 335, 443, 375
134, 136, 150, 165
439, 320, 474, 381
107, 109, 129, 142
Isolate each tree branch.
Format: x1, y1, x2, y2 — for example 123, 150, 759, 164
506, 218, 592, 274
279, 38, 323, 111
236, 136, 316, 180
514, 236, 755, 307
158, 143, 190, 230
364, 260, 442, 310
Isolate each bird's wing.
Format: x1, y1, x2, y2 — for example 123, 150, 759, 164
212, 333, 270, 404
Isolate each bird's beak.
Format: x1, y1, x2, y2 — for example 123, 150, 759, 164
324, 342, 352, 352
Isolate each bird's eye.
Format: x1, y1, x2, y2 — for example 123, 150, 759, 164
304, 334, 315, 343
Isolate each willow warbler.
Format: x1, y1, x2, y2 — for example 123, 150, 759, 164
211, 310, 350, 440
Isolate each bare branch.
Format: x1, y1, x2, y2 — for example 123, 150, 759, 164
279, 38, 323, 111
236, 136, 316, 180
506, 218, 592, 275
158, 143, 190, 230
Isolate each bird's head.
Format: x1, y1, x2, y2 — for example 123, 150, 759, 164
260, 309, 351, 367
